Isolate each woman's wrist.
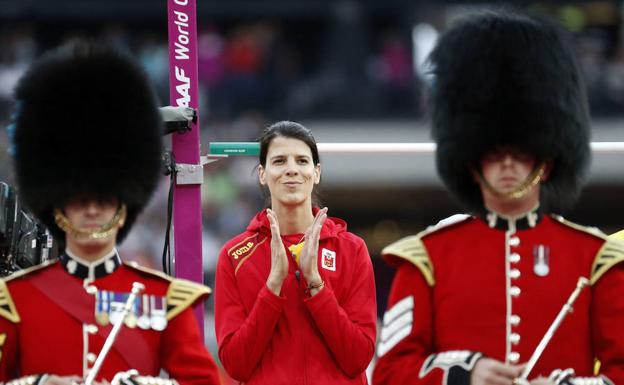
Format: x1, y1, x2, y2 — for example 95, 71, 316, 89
304, 271, 323, 297
306, 280, 325, 297
266, 275, 285, 296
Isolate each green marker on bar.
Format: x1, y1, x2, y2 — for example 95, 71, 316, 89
209, 142, 260, 156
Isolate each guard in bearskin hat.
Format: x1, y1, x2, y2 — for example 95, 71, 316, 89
374, 10, 624, 385
0, 41, 220, 385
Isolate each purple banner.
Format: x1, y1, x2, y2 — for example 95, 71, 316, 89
167, 0, 204, 332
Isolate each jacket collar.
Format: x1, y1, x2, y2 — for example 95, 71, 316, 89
483, 205, 543, 232
60, 248, 122, 281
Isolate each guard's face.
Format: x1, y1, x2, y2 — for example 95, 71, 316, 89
63, 198, 120, 246
478, 146, 536, 193
258, 136, 321, 208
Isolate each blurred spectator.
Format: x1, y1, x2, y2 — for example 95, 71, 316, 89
0, 26, 36, 116
370, 31, 416, 115
576, 32, 610, 114
604, 44, 624, 113
210, 23, 271, 118
137, 34, 170, 102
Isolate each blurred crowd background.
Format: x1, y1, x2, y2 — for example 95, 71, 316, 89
1, 0, 624, 367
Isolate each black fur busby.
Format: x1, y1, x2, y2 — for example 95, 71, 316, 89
429, 10, 590, 214
12, 40, 162, 242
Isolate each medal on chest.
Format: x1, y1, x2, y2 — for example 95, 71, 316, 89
95, 290, 168, 331
532, 244, 550, 277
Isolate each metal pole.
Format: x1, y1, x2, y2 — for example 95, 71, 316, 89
167, 0, 204, 332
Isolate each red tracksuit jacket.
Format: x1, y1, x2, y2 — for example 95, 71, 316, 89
373, 211, 624, 385
215, 209, 377, 384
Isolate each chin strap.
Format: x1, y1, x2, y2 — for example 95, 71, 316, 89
54, 204, 127, 240
479, 163, 546, 200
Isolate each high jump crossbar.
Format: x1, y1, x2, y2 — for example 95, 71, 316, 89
206, 142, 624, 157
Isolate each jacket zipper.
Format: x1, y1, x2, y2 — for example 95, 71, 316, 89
290, 243, 307, 385
297, 270, 308, 385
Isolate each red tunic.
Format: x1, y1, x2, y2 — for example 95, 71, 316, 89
0, 254, 220, 385
215, 209, 377, 385
373, 212, 624, 385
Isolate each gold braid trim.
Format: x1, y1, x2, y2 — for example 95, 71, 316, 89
590, 238, 624, 285
382, 235, 435, 286
382, 216, 472, 287
551, 216, 607, 240
3, 260, 56, 283
0, 280, 20, 323
609, 229, 624, 241
166, 279, 211, 320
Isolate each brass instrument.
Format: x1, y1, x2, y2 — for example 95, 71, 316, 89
513, 277, 590, 385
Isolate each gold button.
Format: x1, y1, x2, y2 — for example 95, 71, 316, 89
510, 315, 521, 326
86, 352, 97, 364
86, 324, 98, 334
510, 269, 521, 279
510, 253, 521, 263
509, 352, 520, 363
509, 237, 520, 247
510, 333, 520, 345
510, 286, 521, 297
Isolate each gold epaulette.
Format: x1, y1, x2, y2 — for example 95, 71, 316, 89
381, 215, 472, 287
591, 238, 624, 285
609, 229, 624, 241
165, 278, 211, 320
382, 235, 434, 286
0, 280, 20, 323
124, 262, 211, 320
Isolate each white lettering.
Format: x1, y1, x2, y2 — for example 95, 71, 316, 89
174, 0, 188, 5
174, 10, 188, 22
173, 10, 190, 60
175, 66, 191, 107
174, 41, 189, 60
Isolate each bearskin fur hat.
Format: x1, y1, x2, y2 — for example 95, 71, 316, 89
12, 40, 162, 242
429, 10, 590, 214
